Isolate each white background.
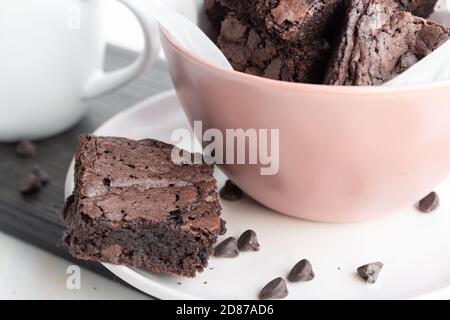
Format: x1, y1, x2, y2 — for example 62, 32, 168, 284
0, 1, 148, 300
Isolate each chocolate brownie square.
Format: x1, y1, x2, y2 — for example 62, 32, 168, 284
324, 0, 450, 86
220, 0, 343, 43
218, 12, 330, 83
62, 135, 225, 277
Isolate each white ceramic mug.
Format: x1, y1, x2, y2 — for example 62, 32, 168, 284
0, 0, 160, 142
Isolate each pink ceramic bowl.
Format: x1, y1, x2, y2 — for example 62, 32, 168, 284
160, 28, 450, 222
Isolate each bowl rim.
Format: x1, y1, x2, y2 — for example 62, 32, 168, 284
161, 28, 450, 96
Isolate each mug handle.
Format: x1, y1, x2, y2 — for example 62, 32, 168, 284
82, 0, 160, 99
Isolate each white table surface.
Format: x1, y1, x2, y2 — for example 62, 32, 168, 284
0, 2, 149, 300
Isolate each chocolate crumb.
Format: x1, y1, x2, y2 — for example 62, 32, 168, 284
288, 259, 315, 282
220, 180, 243, 201
237, 230, 260, 251
357, 262, 383, 284
214, 237, 239, 258
259, 277, 288, 300
417, 192, 439, 213
15, 140, 37, 158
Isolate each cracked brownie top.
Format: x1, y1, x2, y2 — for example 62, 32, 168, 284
218, 12, 330, 83
220, 0, 343, 43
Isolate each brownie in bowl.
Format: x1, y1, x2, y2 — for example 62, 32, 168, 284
62, 135, 225, 277
207, 0, 445, 85
219, 0, 343, 43
215, 0, 339, 83
217, 12, 330, 83
218, 0, 438, 41
324, 0, 450, 86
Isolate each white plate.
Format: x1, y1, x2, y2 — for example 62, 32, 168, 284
65, 90, 450, 300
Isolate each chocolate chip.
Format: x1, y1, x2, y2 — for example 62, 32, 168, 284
220, 180, 243, 201
237, 230, 260, 251
357, 262, 383, 284
15, 140, 37, 158
417, 192, 439, 213
20, 173, 42, 195
288, 259, 315, 282
33, 165, 49, 185
19, 165, 50, 195
259, 277, 288, 300
214, 237, 239, 258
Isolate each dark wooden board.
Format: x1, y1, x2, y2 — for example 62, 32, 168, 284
0, 46, 173, 279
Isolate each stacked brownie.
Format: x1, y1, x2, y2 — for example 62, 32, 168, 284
62, 135, 225, 277
207, 0, 446, 85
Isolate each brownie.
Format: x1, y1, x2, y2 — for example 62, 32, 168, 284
219, 0, 343, 43
324, 0, 450, 86
392, 0, 438, 18
217, 12, 330, 83
62, 135, 225, 277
